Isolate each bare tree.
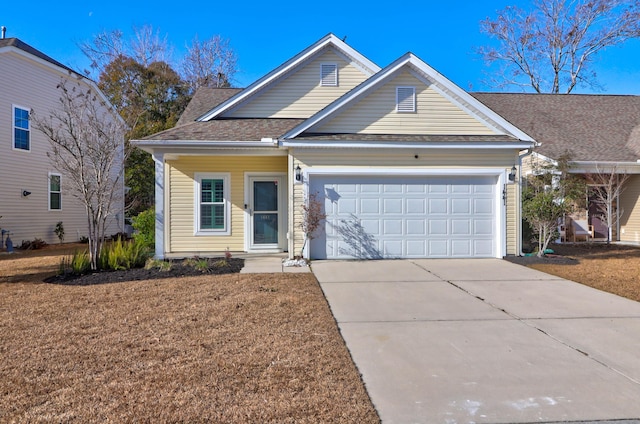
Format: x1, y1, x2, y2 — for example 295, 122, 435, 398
33, 80, 127, 269
79, 25, 171, 78
182, 35, 237, 91
585, 166, 630, 243
479, 0, 640, 93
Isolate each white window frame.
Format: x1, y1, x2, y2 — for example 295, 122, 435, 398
194, 173, 231, 236
320, 63, 338, 87
396, 86, 416, 113
12, 104, 31, 151
48, 172, 62, 211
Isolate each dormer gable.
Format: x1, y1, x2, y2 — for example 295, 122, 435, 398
284, 53, 535, 142
197, 34, 380, 121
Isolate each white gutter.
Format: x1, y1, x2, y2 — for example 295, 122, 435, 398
569, 160, 640, 174
280, 140, 535, 150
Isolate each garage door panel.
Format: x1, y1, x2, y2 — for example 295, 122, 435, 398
309, 175, 498, 259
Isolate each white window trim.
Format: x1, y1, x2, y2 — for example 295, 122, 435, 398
320, 63, 338, 87
12, 104, 31, 152
396, 86, 416, 113
194, 172, 231, 236
48, 172, 62, 211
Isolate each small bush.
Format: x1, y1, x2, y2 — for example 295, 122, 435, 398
79, 236, 89, 244
54, 222, 64, 243
145, 258, 171, 271
109, 232, 130, 241
98, 238, 150, 271
132, 208, 155, 249
59, 250, 91, 275
20, 238, 48, 250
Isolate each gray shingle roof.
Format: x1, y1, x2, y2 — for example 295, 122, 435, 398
472, 93, 640, 162
0, 38, 79, 75
143, 118, 305, 141
294, 133, 517, 143
176, 87, 242, 126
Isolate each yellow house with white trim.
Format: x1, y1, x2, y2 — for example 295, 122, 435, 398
134, 34, 536, 260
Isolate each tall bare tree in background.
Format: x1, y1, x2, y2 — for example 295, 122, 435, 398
33, 80, 127, 270
182, 35, 237, 91
79, 26, 237, 215
479, 0, 640, 93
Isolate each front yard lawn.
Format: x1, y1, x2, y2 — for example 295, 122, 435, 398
0, 246, 379, 423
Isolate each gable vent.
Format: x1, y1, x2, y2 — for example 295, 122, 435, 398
396, 86, 416, 113
321, 64, 338, 86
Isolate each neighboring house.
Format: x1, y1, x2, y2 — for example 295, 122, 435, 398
135, 33, 536, 260
473, 93, 640, 243
0, 36, 124, 246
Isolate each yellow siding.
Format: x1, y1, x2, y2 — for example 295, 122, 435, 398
291, 149, 520, 257
166, 155, 287, 254
226, 47, 370, 118
0, 52, 122, 244
312, 69, 497, 135
619, 175, 640, 243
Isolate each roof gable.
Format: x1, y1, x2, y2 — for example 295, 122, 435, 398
0, 38, 79, 76
197, 34, 380, 121
284, 53, 535, 142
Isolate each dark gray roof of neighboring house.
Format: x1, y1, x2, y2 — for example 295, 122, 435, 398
176, 87, 242, 126
0, 37, 79, 75
143, 118, 306, 141
472, 93, 640, 162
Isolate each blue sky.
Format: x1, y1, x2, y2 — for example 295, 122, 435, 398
3, 0, 640, 94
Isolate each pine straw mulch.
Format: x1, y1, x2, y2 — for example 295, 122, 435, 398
506, 242, 640, 302
0, 244, 379, 423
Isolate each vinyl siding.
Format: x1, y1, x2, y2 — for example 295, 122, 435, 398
0, 51, 123, 245
166, 155, 287, 253
226, 47, 370, 119
291, 149, 520, 257
312, 70, 497, 135
619, 175, 640, 243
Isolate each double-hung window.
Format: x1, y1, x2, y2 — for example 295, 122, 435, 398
49, 173, 61, 210
195, 173, 230, 235
13, 105, 30, 151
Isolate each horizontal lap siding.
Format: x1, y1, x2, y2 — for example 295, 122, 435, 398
292, 150, 520, 257
506, 183, 518, 255
227, 47, 369, 118
167, 156, 287, 253
313, 70, 496, 135
0, 53, 122, 244
620, 175, 640, 242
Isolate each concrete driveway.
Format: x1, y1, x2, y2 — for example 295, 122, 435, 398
312, 259, 640, 424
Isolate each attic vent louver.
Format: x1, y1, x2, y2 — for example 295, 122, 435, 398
396, 86, 416, 113
320, 64, 338, 86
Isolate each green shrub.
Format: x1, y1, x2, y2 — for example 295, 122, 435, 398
145, 258, 172, 271
54, 222, 64, 243
132, 208, 155, 249
59, 250, 91, 275
99, 238, 150, 271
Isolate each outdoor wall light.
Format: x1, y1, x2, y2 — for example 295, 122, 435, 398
295, 165, 302, 182
508, 166, 517, 182
22, 190, 31, 197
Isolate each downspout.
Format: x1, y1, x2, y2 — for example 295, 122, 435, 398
518, 147, 535, 256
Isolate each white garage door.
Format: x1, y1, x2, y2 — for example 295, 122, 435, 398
309, 175, 498, 259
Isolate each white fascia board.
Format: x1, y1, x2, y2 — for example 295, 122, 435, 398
197, 34, 380, 122
281, 140, 534, 150
569, 161, 640, 174
402, 54, 536, 143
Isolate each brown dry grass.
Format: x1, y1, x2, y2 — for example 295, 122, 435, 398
526, 243, 640, 302
0, 246, 379, 423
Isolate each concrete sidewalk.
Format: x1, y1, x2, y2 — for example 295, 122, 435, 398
313, 259, 640, 424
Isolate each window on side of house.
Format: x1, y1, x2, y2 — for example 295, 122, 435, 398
396, 87, 416, 113
49, 173, 62, 210
13, 105, 30, 151
195, 173, 230, 235
320, 63, 338, 87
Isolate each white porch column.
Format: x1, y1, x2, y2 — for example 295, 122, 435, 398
153, 152, 165, 259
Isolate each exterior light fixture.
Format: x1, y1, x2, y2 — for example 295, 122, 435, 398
22, 190, 31, 197
508, 166, 517, 182
295, 165, 302, 182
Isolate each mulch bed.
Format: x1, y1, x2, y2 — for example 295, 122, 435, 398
43, 258, 245, 286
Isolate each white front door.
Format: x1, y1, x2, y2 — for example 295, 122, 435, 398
248, 176, 285, 251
